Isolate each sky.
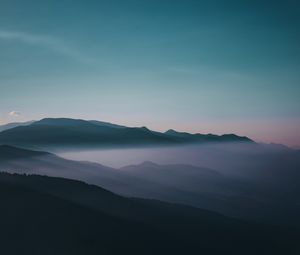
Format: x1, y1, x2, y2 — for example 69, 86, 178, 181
0, 0, 299, 147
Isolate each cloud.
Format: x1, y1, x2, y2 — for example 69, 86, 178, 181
0, 30, 91, 63
9, 111, 21, 117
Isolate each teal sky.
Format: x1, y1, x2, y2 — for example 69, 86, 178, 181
0, 0, 299, 146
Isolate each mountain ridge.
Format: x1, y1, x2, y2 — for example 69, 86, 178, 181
0, 117, 253, 149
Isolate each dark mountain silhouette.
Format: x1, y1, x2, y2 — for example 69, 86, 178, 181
165, 129, 251, 142
0, 118, 253, 149
1, 145, 299, 226
0, 172, 299, 255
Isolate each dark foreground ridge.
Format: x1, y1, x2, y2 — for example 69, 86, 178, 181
0, 172, 299, 255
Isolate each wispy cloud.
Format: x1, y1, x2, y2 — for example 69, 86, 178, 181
8, 111, 21, 117
0, 30, 90, 63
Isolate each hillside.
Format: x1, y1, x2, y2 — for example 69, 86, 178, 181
0, 172, 299, 255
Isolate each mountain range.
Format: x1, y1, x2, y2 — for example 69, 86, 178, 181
0, 118, 299, 254
0, 121, 299, 255
0, 118, 252, 149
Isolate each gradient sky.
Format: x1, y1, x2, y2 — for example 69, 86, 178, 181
0, 0, 299, 146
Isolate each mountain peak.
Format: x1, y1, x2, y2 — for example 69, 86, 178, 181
165, 129, 192, 137
165, 129, 177, 134
165, 129, 188, 135
34, 118, 92, 126
140, 126, 151, 132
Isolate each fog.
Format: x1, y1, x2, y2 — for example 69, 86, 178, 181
58, 142, 259, 168
1, 142, 300, 226
58, 142, 300, 181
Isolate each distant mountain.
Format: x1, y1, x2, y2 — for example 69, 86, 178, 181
0, 118, 253, 149
165, 129, 251, 142
0, 172, 299, 255
0, 120, 34, 132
